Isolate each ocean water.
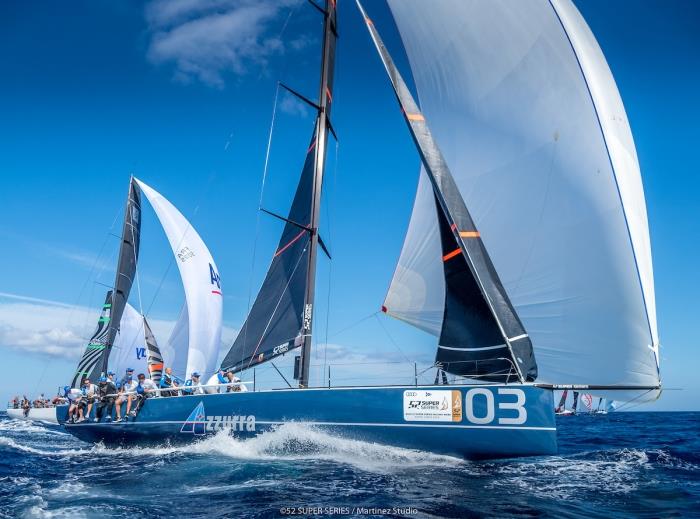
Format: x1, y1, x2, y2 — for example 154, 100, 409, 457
0, 412, 697, 518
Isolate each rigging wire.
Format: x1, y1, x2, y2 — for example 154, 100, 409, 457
373, 312, 414, 365
322, 139, 339, 378
239, 83, 282, 370
33, 205, 122, 395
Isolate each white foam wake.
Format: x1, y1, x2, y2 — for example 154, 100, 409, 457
57, 423, 465, 473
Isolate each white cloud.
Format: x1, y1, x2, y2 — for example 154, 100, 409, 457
0, 292, 238, 364
145, 0, 301, 87
279, 91, 310, 117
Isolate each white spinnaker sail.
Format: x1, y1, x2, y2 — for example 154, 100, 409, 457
160, 304, 189, 380
135, 179, 223, 380
385, 0, 659, 399
109, 302, 148, 377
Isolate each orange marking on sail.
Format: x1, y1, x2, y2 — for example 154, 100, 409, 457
365, 17, 373, 25
459, 231, 480, 238
450, 223, 457, 231
442, 248, 461, 262
150, 363, 163, 371
406, 112, 425, 121
307, 140, 316, 154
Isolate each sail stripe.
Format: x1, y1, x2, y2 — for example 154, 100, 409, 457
459, 231, 480, 238
274, 229, 307, 258
442, 249, 461, 262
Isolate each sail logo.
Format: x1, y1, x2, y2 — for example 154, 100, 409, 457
135, 347, 146, 360
181, 401, 206, 435
303, 304, 313, 331
177, 246, 195, 262
273, 342, 289, 356
209, 263, 221, 289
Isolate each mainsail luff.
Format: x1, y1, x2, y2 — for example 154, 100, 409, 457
99, 178, 142, 377
357, 1, 537, 382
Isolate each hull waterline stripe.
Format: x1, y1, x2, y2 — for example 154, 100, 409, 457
67, 420, 555, 432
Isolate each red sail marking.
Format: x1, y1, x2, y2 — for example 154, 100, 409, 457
274, 229, 306, 258
211, 290, 222, 296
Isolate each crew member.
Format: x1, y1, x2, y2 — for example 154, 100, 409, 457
182, 372, 203, 395
159, 367, 179, 397
130, 373, 158, 417
95, 375, 117, 422
115, 375, 137, 422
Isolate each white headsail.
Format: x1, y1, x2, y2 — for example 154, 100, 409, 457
160, 304, 189, 380
135, 179, 223, 380
109, 302, 148, 377
384, 0, 659, 399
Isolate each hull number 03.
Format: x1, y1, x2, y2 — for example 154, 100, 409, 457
464, 388, 527, 425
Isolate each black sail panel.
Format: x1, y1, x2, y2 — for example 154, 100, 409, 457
357, 2, 537, 382
72, 291, 113, 387
221, 130, 317, 373
99, 178, 142, 376
144, 316, 164, 384
435, 199, 518, 381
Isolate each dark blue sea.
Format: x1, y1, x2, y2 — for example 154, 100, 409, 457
0, 411, 697, 518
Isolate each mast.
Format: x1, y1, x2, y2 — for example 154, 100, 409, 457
298, 0, 338, 388
99, 176, 142, 376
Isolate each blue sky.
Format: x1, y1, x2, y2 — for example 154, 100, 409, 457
0, 1, 697, 410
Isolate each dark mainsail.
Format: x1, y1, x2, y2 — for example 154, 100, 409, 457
220, 130, 316, 374
72, 178, 142, 386
144, 316, 164, 384
358, 1, 537, 382
221, 0, 337, 386
72, 292, 113, 387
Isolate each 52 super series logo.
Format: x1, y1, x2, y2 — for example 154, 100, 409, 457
180, 402, 255, 435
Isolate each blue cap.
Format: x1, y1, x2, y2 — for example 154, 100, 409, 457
107, 371, 115, 376
63, 386, 70, 392
99, 376, 107, 382
126, 368, 134, 372
192, 372, 200, 377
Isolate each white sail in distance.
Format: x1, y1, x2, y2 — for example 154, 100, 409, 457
135, 179, 223, 380
384, 0, 660, 400
109, 302, 148, 377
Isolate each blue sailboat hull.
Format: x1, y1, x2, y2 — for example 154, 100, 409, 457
63, 384, 557, 459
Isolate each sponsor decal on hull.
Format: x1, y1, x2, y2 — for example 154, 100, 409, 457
180, 401, 256, 435
403, 390, 462, 422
